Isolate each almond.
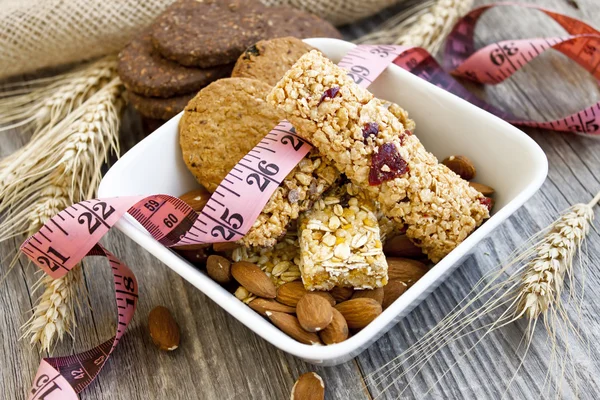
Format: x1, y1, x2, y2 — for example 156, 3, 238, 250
173, 244, 210, 265
267, 311, 321, 345
296, 294, 333, 332
329, 286, 354, 303
276, 281, 334, 307
213, 242, 241, 252
319, 308, 349, 345
469, 181, 495, 196
383, 235, 424, 259
335, 298, 382, 329
291, 372, 325, 400
442, 155, 476, 181
206, 255, 232, 284
382, 280, 408, 310
231, 261, 276, 299
249, 298, 295, 316
148, 306, 180, 351
387, 257, 428, 286
179, 187, 210, 212
352, 287, 384, 305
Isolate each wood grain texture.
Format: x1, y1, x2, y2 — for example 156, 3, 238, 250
1, 0, 600, 399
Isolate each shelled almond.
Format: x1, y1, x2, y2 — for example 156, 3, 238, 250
296, 294, 333, 332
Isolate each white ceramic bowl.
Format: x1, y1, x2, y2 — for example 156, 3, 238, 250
98, 38, 547, 366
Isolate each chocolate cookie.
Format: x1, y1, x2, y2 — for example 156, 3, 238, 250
264, 7, 342, 40
179, 78, 284, 191
232, 37, 315, 86
118, 33, 232, 98
127, 91, 195, 120
151, 0, 268, 68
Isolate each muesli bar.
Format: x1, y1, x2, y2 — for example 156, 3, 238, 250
267, 50, 489, 262
297, 183, 388, 290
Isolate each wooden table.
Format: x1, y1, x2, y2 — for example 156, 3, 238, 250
2, 0, 600, 398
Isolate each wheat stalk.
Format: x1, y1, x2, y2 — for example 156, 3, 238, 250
349, 193, 598, 399
0, 74, 124, 350
355, 0, 474, 54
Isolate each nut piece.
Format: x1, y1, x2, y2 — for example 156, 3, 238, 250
329, 286, 354, 303
148, 306, 180, 351
334, 298, 382, 329
383, 235, 424, 259
319, 308, 349, 345
231, 261, 277, 299
469, 182, 495, 196
296, 294, 334, 332
387, 257, 428, 286
382, 280, 408, 310
442, 155, 476, 181
213, 242, 242, 252
173, 243, 211, 265
179, 187, 211, 212
249, 298, 295, 316
352, 287, 384, 305
291, 372, 325, 400
267, 311, 322, 345
206, 255, 232, 284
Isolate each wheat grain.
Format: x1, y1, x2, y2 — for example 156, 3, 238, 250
355, 0, 473, 54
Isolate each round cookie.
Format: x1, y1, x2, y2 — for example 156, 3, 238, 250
264, 7, 342, 40
127, 91, 195, 120
179, 78, 284, 191
118, 34, 232, 98
232, 37, 315, 86
151, 0, 268, 68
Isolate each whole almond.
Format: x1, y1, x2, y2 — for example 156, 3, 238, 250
206, 255, 232, 284
442, 155, 476, 180
179, 187, 210, 212
383, 235, 424, 259
387, 257, 428, 286
335, 298, 382, 329
267, 311, 321, 345
469, 181, 495, 196
213, 242, 241, 252
291, 372, 325, 400
148, 306, 180, 351
276, 281, 334, 307
296, 294, 333, 332
231, 261, 276, 298
352, 287, 384, 305
329, 286, 354, 303
319, 308, 349, 345
382, 280, 408, 310
173, 244, 210, 265
249, 298, 295, 316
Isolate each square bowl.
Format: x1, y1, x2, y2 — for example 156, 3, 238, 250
98, 38, 547, 366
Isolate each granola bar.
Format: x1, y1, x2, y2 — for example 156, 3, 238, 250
298, 184, 388, 290
240, 149, 339, 247
267, 50, 490, 262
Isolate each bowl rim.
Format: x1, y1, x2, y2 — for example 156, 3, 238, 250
99, 38, 548, 362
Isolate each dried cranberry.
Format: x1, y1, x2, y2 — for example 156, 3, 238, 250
369, 143, 409, 185
318, 86, 340, 106
399, 132, 407, 146
479, 197, 493, 212
362, 122, 379, 142
405, 130, 413, 136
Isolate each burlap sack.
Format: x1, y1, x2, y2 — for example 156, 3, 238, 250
0, 0, 399, 80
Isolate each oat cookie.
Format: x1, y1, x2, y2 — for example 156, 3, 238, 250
264, 6, 342, 40
127, 91, 195, 120
179, 77, 283, 191
232, 37, 315, 86
151, 0, 268, 68
118, 34, 232, 98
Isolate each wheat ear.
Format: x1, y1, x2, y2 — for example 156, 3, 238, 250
6, 78, 124, 350
353, 194, 597, 399
355, 0, 474, 53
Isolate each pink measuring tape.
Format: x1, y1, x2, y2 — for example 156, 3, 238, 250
22, 4, 600, 399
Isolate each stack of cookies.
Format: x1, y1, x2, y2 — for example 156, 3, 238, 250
118, 0, 341, 124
